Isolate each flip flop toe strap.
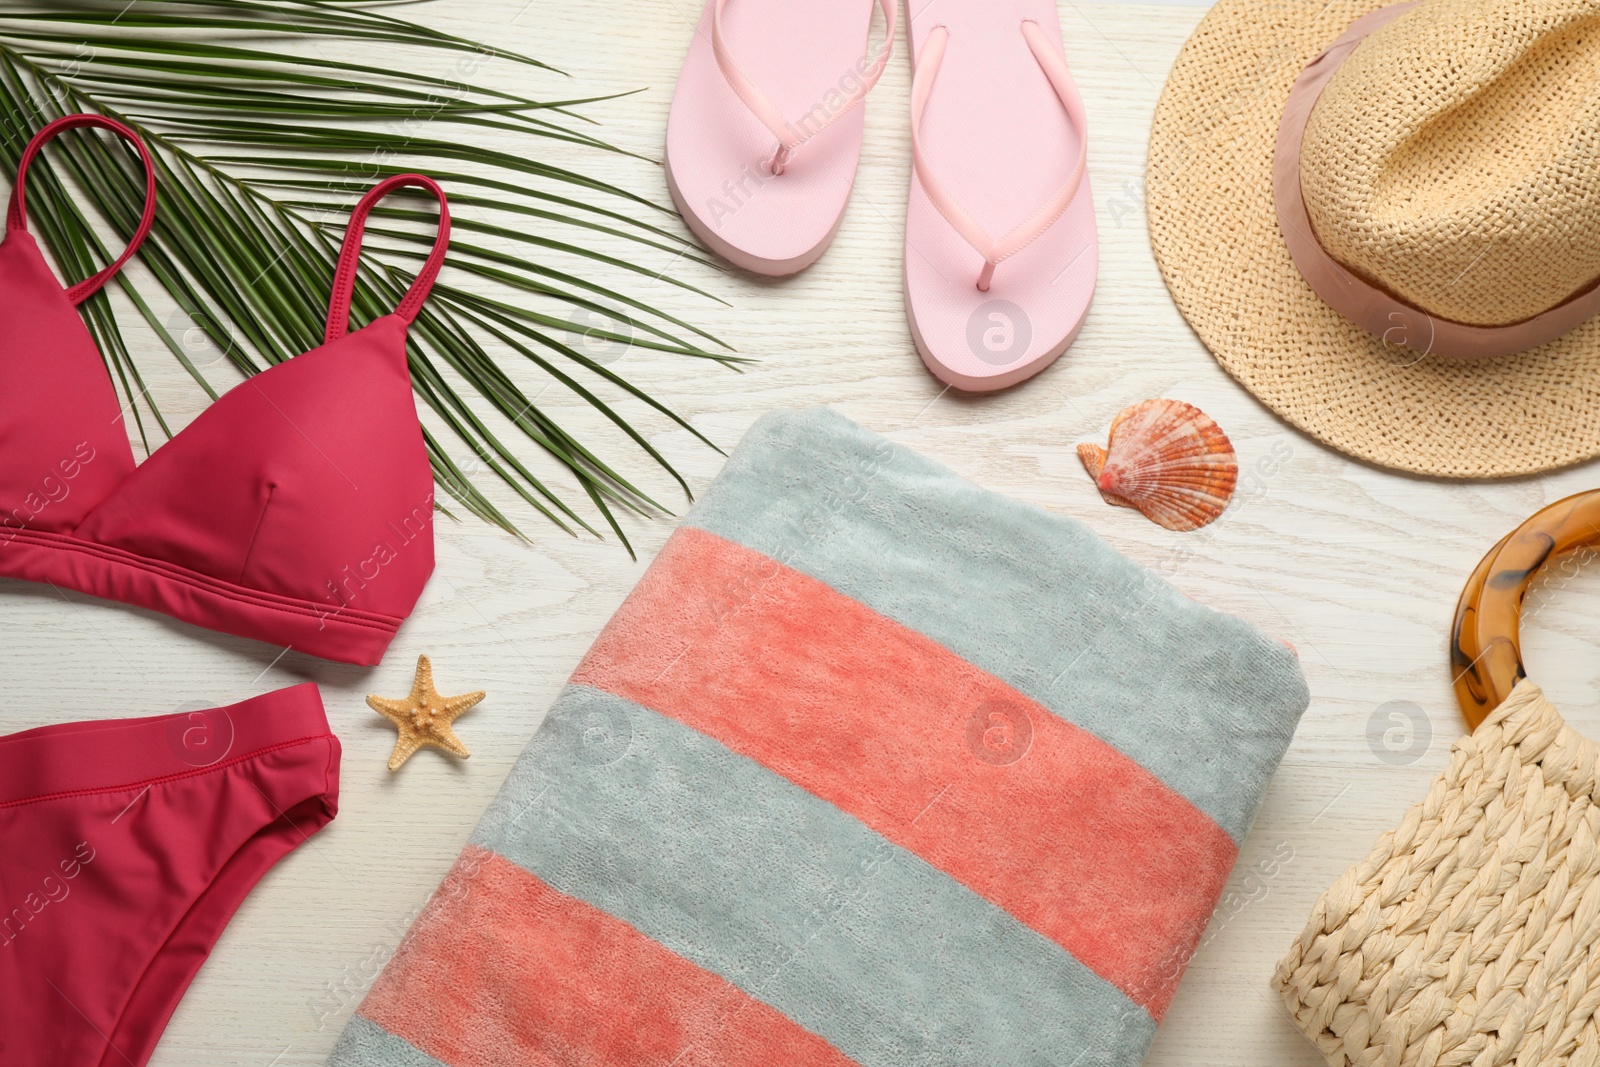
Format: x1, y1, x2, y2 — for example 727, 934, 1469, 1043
711, 0, 897, 176
911, 21, 1088, 291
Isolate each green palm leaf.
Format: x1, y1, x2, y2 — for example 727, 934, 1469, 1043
0, 0, 736, 556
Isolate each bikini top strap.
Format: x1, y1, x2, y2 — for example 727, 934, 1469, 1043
7, 114, 159, 306
323, 173, 451, 344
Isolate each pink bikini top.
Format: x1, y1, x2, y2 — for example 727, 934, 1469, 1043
0, 115, 449, 666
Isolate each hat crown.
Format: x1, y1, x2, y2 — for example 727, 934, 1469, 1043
1299, 0, 1600, 327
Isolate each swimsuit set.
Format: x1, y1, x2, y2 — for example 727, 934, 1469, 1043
0, 115, 449, 1067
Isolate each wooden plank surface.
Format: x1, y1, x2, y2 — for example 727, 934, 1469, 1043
4, 1, 1599, 1064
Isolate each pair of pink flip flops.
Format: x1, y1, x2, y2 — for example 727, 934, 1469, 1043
666, 0, 1096, 392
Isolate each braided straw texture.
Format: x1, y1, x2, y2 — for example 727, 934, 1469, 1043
1272, 681, 1600, 1067
1147, 0, 1600, 478
1301, 1, 1600, 327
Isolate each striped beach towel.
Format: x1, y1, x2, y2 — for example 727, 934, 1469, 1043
328, 407, 1310, 1067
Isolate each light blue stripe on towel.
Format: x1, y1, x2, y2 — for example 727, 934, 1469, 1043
683, 406, 1310, 843
327, 1015, 449, 1067
471, 685, 1156, 1067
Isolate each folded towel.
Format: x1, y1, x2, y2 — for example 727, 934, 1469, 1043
328, 407, 1310, 1067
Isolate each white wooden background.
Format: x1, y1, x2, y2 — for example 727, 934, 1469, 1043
5, 1, 1600, 1064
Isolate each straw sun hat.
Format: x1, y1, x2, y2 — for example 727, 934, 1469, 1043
1148, 0, 1600, 478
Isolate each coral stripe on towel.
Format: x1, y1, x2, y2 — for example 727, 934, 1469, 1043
570, 525, 1238, 1020
472, 686, 1153, 1067
355, 845, 860, 1067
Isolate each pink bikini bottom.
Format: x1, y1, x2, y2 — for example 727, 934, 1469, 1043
0, 684, 340, 1066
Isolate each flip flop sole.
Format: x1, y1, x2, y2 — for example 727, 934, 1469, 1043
904, 259, 1093, 393
666, 0, 880, 275
904, 0, 1099, 390
665, 145, 849, 277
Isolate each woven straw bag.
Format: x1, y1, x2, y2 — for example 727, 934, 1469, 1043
1273, 679, 1600, 1066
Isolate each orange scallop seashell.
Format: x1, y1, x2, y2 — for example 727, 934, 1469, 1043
1077, 400, 1237, 532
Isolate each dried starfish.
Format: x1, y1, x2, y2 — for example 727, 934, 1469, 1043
367, 654, 485, 771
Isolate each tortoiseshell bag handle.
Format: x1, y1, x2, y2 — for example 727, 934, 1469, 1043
1452, 490, 1600, 730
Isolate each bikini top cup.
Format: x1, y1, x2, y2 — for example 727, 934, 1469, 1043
0, 115, 449, 666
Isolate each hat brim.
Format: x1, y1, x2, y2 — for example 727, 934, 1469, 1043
1148, 0, 1600, 479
